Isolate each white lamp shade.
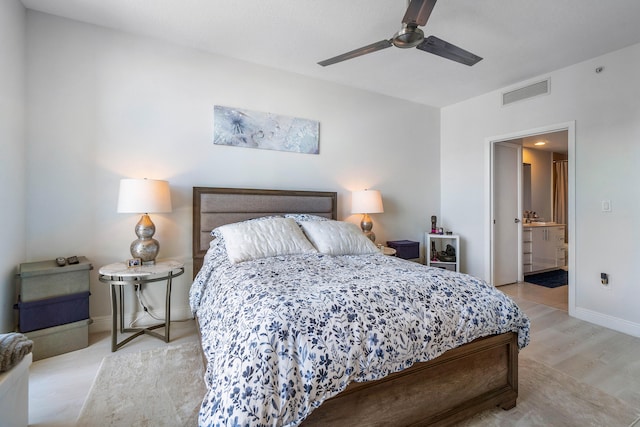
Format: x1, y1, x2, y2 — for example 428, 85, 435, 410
352, 190, 384, 214
117, 179, 172, 213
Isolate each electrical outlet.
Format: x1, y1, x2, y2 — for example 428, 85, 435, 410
600, 273, 609, 286
601, 200, 612, 212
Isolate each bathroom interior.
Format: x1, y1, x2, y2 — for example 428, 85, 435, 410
520, 130, 569, 308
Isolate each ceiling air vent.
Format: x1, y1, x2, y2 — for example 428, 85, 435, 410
502, 79, 549, 106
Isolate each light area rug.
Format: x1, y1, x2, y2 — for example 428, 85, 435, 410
76, 342, 205, 426
78, 343, 640, 427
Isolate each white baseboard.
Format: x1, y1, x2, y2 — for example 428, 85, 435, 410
89, 304, 194, 333
574, 307, 640, 338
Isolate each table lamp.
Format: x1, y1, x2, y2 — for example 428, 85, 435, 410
117, 178, 172, 264
352, 189, 384, 242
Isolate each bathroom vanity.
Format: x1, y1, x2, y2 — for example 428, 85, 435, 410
523, 223, 566, 274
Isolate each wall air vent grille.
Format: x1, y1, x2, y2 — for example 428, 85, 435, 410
502, 79, 549, 106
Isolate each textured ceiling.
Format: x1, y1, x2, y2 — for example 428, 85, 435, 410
20, 0, 640, 107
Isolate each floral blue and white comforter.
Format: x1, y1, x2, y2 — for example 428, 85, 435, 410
190, 246, 530, 427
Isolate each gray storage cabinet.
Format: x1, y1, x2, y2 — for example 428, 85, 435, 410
16, 257, 92, 360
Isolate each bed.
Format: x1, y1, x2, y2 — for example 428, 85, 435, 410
191, 187, 530, 426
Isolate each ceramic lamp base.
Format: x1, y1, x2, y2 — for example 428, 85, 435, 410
360, 213, 376, 243
130, 238, 159, 264
130, 214, 159, 264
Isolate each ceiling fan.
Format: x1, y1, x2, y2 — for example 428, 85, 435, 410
318, 0, 482, 67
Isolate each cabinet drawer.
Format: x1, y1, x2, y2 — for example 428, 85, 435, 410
553, 227, 565, 241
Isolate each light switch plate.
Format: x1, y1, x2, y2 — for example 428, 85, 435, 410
601, 200, 611, 212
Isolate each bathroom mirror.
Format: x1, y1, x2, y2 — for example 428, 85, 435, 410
522, 163, 531, 212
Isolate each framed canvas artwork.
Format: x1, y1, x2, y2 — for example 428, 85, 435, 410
213, 105, 319, 154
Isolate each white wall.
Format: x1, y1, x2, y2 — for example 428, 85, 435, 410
0, 0, 26, 333
25, 11, 440, 331
442, 43, 640, 336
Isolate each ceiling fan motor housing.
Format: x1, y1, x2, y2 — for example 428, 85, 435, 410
393, 25, 424, 48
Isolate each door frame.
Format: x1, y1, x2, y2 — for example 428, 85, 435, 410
484, 121, 576, 314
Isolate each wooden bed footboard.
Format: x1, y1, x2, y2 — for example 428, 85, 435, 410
193, 327, 517, 426
301, 332, 518, 426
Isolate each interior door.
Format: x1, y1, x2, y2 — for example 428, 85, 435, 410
493, 142, 521, 286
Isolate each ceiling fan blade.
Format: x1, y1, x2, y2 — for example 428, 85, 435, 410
318, 40, 392, 66
416, 35, 482, 66
402, 0, 437, 27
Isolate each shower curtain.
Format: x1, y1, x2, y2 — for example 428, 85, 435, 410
553, 160, 568, 242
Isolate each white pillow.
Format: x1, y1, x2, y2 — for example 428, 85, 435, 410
218, 217, 317, 263
283, 213, 331, 223
300, 221, 379, 255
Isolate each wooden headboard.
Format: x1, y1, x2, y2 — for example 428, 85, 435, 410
192, 187, 337, 276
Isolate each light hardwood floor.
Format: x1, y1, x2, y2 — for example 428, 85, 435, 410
502, 280, 568, 311
501, 283, 640, 415
28, 284, 640, 426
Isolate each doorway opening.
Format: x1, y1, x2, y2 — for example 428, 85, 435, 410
485, 122, 575, 315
